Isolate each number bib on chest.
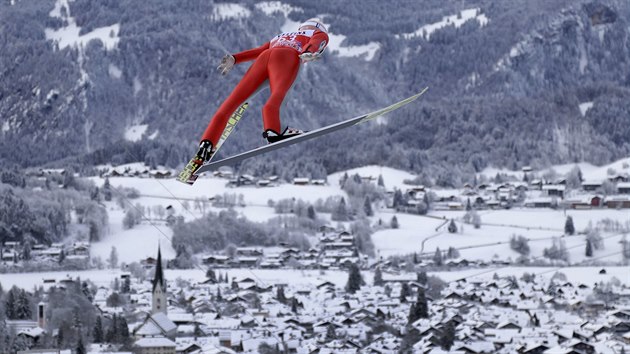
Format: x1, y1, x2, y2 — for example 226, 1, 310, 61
270, 30, 315, 52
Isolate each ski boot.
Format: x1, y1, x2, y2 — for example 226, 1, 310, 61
177, 140, 215, 185
263, 127, 306, 144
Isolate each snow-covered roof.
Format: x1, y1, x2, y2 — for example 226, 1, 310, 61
151, 312, 177, 333
134, 337, 176, 348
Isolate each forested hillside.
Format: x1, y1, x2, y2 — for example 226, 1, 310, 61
1, 0, 629, 185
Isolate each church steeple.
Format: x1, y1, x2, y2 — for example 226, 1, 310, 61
151, 245, 167, 314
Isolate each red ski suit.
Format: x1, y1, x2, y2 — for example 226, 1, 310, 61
201, 29, 329, 145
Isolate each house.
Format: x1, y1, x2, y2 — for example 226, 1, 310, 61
71, 242, 90, 256
562, 196, 600, 209
617, 182, 630, 194
581, 180, 602, 191
201, 255, 230, 266
293, 177, 310, 185
256, 179, 271, 187
608, 174, 629, 183
604, 196, 630, 209
150, 170, 172, 179
524, 198, 553, 208
542, 185, 565, 198
134, 336, 176, 354
529, 180, 543, 190
236, 248, 263, 257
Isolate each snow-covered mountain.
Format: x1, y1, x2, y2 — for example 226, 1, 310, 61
1, 0, 629, 180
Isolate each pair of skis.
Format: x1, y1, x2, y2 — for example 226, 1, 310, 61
177, 103, 249, 185
177, 87, 429, 186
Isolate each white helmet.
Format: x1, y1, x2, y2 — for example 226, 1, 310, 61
299, 18, 328, 33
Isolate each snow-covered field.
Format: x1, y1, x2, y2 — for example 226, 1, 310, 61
86, 160, 630, 268
373, 207, 629, 262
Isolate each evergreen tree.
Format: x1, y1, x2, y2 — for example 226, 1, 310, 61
118, 316, 130, 344
622, 236, 630, 262
345, 264, 364, 294
57, 325, 65, 348
103, 177, 112, 201
93, 316, 104, 343
331, 197, 349, 221
325, 324, 337, 341
565, 216, 575, 235
447, 219, 458, 233
291, 297, 299, 314
363, 196, 374, 217
16, 289, 31, 320
586, 239, 593, 257
216, 287, 222, 301
400, 283, 411, 303
206, 269, 217, 283
58, 249, 66, 264
4, 287, 17, 319
121, 277, 131, 293
76, 335, 86, 354
439, 321, 456, 350
276, 286, 287, 304
307, 205, 316, 220
108, 246, 119, 269
106, 314, 118, 343
433, 248, 443, 266
393, 189, 405, 208
417, 271, 428, 285
407, 288, 428, 324
390, 215, 399, 229
373, 267, 384, 286
377, 174, 385, 187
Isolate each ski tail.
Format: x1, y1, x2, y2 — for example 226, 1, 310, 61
176, 102, 249, 185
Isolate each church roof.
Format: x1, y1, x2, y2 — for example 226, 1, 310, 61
151, 312, 177, 333
152, 246, 165, 292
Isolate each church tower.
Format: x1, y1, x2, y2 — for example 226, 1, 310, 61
151, 246, 167, 314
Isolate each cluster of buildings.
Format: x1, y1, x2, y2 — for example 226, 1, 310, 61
201, 231, 362, 270
1, 241, 89, 265
394, 170, 630, 211
7, 243, 630, 354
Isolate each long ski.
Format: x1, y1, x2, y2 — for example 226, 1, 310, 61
176, 102, 249, 184
195, 87, 428, 174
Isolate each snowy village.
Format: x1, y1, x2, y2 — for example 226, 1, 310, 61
2, 0, 630, 353
1, 158, 630, 354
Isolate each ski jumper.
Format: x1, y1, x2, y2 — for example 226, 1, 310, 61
201, 29, 329, 146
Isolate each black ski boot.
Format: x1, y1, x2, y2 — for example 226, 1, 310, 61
196, 140, 216, 162
263, 127, 306, 144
